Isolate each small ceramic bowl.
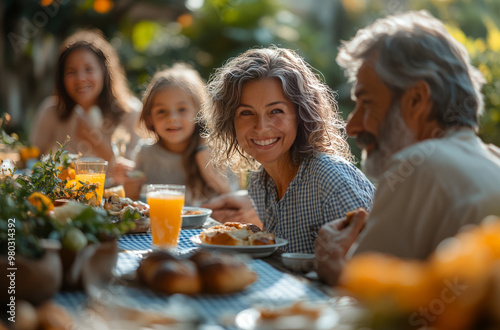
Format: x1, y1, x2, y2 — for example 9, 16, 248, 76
182, 207, 212, 229
281, 253, 316, 273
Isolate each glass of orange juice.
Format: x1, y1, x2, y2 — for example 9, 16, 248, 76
74, 158, 108, 206
147, 184, 185, 250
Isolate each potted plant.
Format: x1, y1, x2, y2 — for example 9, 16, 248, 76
0, 176, 62, 305
1, 120, 137, 298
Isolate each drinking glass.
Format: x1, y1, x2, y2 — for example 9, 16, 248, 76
147, 184, 185, 250
74, 158, 108, 206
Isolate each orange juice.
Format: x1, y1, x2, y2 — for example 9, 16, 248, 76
76, 172, 106, 204
148, 191, 185, 248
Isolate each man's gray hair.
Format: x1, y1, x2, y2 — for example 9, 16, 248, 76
337, 10, 485, 130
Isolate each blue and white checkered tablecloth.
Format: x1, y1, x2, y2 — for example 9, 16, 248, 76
118, 229, 201, 252
54, 229, 332, 325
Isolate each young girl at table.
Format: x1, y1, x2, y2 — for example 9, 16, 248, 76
30, 29, 142, 164
124, 64, 233, 205
201, 46, 375, 254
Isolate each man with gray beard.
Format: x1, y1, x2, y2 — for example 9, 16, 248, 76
315, 10, 500, 286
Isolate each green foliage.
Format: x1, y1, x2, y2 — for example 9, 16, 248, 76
408, 0, 500, 146
1, 119, 136, 259
0, 177, 45, 258
0, 173, 136, 258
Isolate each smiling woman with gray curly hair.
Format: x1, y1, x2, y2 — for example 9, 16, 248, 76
202, 46, 353, 173
200, 46, 375, 254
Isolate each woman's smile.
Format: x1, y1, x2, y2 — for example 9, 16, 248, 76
234, 78, 297, 169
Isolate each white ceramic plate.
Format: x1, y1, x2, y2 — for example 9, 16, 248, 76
235, 304, 339, 330
181, 207, 212, 229
189, 235, 288, 258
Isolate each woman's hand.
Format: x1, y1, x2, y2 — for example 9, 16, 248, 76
315, 209, 367, 286
201, 191, 262, 228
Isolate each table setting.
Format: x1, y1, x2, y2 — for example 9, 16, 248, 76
52, 227, 341, 329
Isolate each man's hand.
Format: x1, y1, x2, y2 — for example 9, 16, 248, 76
201, 191, 262, 228
315, 209, 367, 286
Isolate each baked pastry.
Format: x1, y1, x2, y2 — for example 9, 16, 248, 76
137, 251, 201, 295
103, 185, 126, 199
199, 222, 275, 246
137, 249, 257, 295
189, 250, 257, 294
137, 251, 178, 284
249, 231, 276, 245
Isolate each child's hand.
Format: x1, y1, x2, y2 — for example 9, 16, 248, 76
111, 157, 135, 185
123, 173, 146, 201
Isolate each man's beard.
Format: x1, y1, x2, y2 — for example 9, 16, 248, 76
357, 102, 416, 179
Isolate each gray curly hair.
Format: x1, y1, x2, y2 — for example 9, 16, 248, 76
200, 46, 353, 173
337, 10, 485, 131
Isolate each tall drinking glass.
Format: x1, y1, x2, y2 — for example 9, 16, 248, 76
147, 184, 185, 250
74, 158, 108, 206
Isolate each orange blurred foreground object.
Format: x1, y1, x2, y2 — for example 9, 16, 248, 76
28, 192, 54, 213
40, 0, 54, 7
93, 0, 113, 13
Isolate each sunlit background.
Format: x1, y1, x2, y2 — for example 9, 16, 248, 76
1, 0, 500, 160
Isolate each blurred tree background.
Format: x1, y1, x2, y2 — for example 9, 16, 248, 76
1, 0, 499, 161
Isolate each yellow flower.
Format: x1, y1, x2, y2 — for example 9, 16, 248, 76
58, 168, 76, 181
28, 192, 54, 212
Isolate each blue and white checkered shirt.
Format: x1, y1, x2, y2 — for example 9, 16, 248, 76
248, 153, 375, 253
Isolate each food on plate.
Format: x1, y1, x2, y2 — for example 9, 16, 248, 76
199, 222, 275, 246
103, 194, 150, 233
183, 209, 204, 215
258, 301, 323, 320
137, 249, 257, 295
240, 301, 340, 330
189, 250, 258, 294
36, 301, 75, 330
103, 185, 126, 198
14, 300, 75, 330
90, 303, 180, 327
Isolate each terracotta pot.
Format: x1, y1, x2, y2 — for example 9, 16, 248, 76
1, 240, 62, 306
60, 240, 118, 291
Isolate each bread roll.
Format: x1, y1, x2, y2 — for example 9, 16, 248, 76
199, 222, 275, 246
190, 250, 257, 294
137, 251, 178, 284
148, 260, 201, 295
137, 251, 201, 295
138, 250, 257, 295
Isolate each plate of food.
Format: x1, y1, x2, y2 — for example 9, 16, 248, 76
189, 222, 288, 258
235, 301, 339, 330
103, 186, 150, 233
182, 206, 212, 229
